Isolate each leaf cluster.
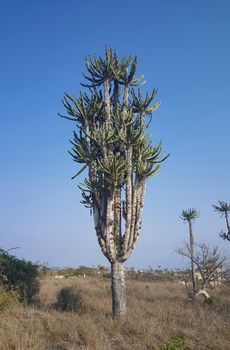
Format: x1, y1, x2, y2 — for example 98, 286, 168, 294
212, 201, 230, 241
82, 49, 144, 87
60, 48, 168, 207
212, 201, 230, 216
180, 208, 199, 223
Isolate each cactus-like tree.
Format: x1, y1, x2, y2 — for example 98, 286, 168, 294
60, 49, 168, 319
180, 208, 199, 297
212, 201, 230, 241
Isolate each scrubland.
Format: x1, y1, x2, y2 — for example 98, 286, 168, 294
0, 276, 230, 350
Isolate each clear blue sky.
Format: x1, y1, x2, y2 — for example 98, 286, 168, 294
1, 0, 229, 269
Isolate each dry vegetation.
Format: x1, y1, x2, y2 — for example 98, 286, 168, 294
0, 276, 230, 350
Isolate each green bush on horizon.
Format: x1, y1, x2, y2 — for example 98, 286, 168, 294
0, 249, 39, 304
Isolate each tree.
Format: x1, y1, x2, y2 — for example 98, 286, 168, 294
178, 243, 228, 299
60, 48, 168, 319
212, 201, 230, 241
180, 209, 199, 297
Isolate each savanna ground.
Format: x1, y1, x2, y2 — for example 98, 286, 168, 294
0, 275, 230, 350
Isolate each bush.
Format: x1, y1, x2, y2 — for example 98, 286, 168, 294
0, 249, 39, 303
156, 336, 195, 350
0, 287, 18, 312
55, 286, 85, 313
204, 294, 220, 305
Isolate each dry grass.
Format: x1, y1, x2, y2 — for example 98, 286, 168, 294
0, 276, 230, 350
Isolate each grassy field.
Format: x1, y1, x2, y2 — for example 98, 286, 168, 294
0, 276, 230, 350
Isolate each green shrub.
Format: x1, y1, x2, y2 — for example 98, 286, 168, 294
55, 286, 85, 313
0, 287, 18, 312
204, 294, 220, 305
0, 249, 39, 303
157, 336, 194, 350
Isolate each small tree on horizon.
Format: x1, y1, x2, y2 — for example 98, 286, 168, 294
212, 201, 230, 241
60, 48, 168, 319
178, 242, 228, 300
180, 208, 199, 297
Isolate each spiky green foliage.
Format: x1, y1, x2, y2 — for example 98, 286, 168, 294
61, 48, 168, 263
180, 208, 199, 223
212, 201, 230, 216
212, 201, 230, 241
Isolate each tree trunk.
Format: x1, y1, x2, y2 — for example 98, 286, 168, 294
188, 220, 197, 296
225, 211, 230, 231
225, 211, 230, 240
196, 288, 210, 300
111, 261, 126, 319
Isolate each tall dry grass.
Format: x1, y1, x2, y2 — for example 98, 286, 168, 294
0, 276, 230, 349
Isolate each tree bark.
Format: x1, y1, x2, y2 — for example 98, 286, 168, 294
196, 288, 210, 300
188, 220, 197, 296
111, 261, 126, 319
225, 211, 230, 231
225, 211, 230, 240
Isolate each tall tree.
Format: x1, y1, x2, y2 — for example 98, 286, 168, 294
180, 208, 198, 297
60, 49, 168, 319
212, 201, 230, 241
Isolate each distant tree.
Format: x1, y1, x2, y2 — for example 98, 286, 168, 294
39, 262, 50, 277
212, 201, 230, 241
178, 243, 228, 299
180, 208, 199, 297
61, 48, 168, 319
